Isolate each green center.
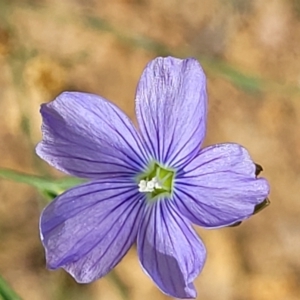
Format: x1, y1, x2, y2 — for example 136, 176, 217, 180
138, 162, 175, 200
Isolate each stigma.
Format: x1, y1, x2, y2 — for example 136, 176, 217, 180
137, 162, 175, 200
138, 177, 162, 192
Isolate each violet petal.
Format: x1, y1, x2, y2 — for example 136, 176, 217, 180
137, 200, 206, 298
135, 57, 207, 167
175, 143, 270, 228
40, 178, 143, 283
37, 92, 148, 179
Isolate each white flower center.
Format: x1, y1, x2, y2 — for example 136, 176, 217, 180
137, 162, 175, 200
138, 177, 162, 192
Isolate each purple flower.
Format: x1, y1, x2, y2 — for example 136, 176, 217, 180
37, 57, 269, 299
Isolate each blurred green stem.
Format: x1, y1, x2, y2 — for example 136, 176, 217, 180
0, 275, 22, 300
0, 168, 130, 300
2, 1, 300, 96
108, 271, 130, 300
0, 168, 83, 201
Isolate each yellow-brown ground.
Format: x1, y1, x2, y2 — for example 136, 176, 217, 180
0, 1, 299, 299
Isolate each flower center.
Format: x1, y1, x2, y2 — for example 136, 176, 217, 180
138, 162, 175, 200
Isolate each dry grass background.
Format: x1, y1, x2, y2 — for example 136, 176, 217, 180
0, 0, 300, 299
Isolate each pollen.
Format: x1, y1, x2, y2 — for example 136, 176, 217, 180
137, 163, 175, 199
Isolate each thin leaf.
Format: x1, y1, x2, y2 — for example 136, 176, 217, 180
0, 168, 84, 200
0, 275, 22, 300
107, 271, 130, 300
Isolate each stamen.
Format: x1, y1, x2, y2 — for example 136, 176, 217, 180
147, 179, 155, 191
137, 162, 175, 199
138, 180, 147, 192
152, 177, 162, 189
139, 177, 161, 192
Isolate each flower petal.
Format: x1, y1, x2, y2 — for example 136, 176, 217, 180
135, 57, 207, 167
37, 92, 148, 179
137, 200, 206, 299
175, 143, 270, 228
40, 179, 143, 283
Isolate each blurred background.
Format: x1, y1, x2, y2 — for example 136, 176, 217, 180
0, 0, 300, 299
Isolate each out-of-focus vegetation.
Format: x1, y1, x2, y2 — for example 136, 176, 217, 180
0, 0, 300, 299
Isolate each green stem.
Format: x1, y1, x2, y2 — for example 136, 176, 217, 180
0, 275, 22, 300
107, 271, 130, 300
0, 168, 83, 197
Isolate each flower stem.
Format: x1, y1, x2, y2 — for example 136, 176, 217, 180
0, 275, 22, 300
